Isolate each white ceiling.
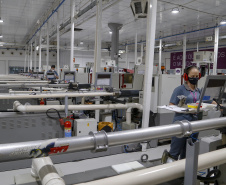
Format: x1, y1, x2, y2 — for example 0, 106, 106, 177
1, 0, 226, 49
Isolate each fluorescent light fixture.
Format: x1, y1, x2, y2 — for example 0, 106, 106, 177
220, 20, 226, 25
0, 35, 3, 38
80, 41, 84, 45
109, 31, 112, 34
0, 19, 3, 23
171, 8, 179, 14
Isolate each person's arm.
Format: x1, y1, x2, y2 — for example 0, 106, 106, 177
54, 71, 59, 79
169, 87, 181, 106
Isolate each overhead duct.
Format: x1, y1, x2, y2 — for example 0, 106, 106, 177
130, 0, 148, 19
108, 23, 123, 70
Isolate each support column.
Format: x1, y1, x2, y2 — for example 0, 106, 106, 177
108, 23, 123, 72
182, 34, 187, 72
46, 22, 49, 68
92, 0, 102, 83
39, 29, 42, 72
57, 10, 60, 76
34, 39, 37, 72
142, 0, 157, 128
27, 46, 29, 71
213, 27, 219, 75
126, 44, 129, 69
141, 42, 143, 63
93, 0, 103, 122
135, 32, 137, 65
30, 42, 33, 70
24, 47, 27, 72
70, 0, 75, 71
159, 39, 162, 75
5, 60, 8, 75
196, 42, 200, 68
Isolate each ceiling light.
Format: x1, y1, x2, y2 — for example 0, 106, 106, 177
0, 45, 3, 46
0, 19, 3, 23
80, 41, 84, 45
220, 20, 226, 25
171, 8, 179, 14
0, 35, 3, 38
150, 4, 152, 8
109, 31, 112, 34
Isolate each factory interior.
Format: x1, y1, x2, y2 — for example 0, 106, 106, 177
2, 0, 226, 184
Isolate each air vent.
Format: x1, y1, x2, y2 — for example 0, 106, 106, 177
130, 0, 148, 19
74, 28, 83, 31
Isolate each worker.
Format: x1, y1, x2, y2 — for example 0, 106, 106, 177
161, 66, 201, 163
28, 69, 33, 77
47, 65, 59, 80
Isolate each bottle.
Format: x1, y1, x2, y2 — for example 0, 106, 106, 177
40, 98, 45, 105
64, 121, 72, 137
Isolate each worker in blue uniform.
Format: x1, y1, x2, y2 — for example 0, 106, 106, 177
162, 66, 202, 163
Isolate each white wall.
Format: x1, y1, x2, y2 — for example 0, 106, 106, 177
0, 49, 57, 74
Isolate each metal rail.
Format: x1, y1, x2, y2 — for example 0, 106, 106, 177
0, 117, 225, 162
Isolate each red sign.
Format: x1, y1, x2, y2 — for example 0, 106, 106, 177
49, 145, 69, 154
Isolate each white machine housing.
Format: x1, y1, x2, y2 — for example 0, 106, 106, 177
74, 118, 97, 137
193, 51, 213, 65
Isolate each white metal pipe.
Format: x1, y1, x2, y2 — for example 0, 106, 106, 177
13, 101, 142, 112
46, 22, 49, 68
76, 148, 226, 185
39, 28, 42, 72
213, 27, 219, 75
9, 89, 67, 94
126, 44, 129, 69
0, 92, 114, 100
142, 0, 157, 128
70, 0, 75, 71
30, 42, 33, 70
135, 32, 137, 64
182, 34, 187, 72
126, 107, 132, 124
158, 39, 162, 75
31, 157, 65, 185
0, 117, 226, 162
57, 10, 60, 77
34, 39, 37, 72
0, 81, 48, 83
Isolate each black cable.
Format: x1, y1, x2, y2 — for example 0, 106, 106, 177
46, 108, 62, 120
197, 169, 221, 182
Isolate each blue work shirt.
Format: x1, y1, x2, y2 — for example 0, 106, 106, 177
47, 70, 59, 80
170, 83, 201, 122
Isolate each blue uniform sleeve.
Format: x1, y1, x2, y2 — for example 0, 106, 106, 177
170, 86, 182, 105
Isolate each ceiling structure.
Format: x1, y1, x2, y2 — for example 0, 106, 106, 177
1, 0, 226, 50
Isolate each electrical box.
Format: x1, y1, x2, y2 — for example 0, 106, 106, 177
74, 119, 97, 136
193, 51, 213, 63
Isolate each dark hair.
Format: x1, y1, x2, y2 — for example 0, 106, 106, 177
185, 66, 199, 75
51, 65, 55, 68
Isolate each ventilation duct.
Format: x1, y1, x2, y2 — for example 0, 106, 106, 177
130, 0, 148, 19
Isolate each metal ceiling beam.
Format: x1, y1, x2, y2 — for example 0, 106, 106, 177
26, 0, 65, 44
